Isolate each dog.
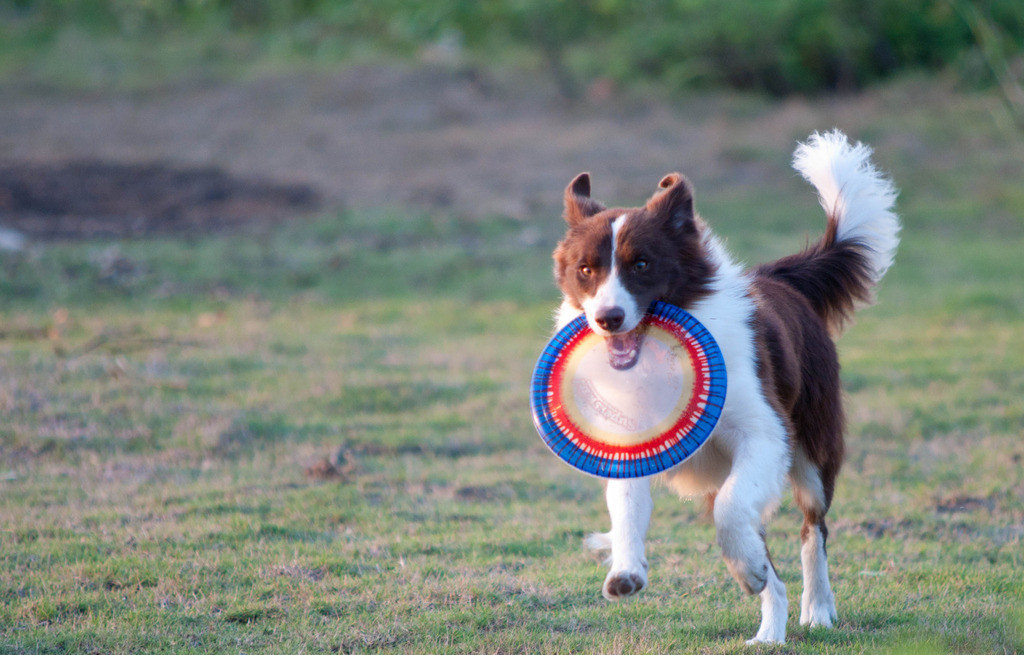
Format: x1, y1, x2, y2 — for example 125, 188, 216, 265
551, 131, 899, 644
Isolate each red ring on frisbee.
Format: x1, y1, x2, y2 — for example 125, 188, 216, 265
530, 301, 726, 478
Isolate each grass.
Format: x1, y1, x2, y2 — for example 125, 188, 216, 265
3, 84, 1024, 653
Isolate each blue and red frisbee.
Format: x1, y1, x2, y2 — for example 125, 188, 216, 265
530, 301, 727, 479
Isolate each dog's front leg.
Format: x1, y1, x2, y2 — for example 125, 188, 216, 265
586, 478, 652, 600
714, 435, 789, 644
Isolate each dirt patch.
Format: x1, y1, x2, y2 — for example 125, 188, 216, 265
454, 484, 513, 503
0, 65, 918, 241
0, 160, 319, 239
934, 494, 997, 514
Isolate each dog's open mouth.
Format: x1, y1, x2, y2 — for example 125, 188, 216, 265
605, 329, 644, 370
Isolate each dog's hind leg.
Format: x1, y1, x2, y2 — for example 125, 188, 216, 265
798, 514, 836, 628
586, 478, 652, 600
751, 550, 788, 645
791, 449, 839, 628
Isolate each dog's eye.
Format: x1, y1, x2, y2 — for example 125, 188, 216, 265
578, 265, 593, 278
633, 259, 649, 273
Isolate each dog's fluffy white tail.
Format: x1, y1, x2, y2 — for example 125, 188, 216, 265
793, 130, 900, 285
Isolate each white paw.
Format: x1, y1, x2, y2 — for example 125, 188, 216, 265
725, 557, 770, 596
601, 567, 647, 600
746, 633, 785, 646
747, 569, 788, 645
800, 601, 837, 628
746, 614, 786, 645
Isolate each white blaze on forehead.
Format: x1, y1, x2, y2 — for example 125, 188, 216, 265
581, 214, 643, 335
610, 213, 628, 247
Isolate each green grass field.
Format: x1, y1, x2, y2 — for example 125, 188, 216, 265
3, 79, 1024, 653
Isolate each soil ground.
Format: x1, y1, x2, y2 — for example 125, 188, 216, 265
0, 64, 903, 239
0, 160, 318, 239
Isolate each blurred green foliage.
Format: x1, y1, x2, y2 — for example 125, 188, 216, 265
3, 0, 1024, 94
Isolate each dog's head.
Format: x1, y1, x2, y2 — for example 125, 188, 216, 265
553, 172, 714, 368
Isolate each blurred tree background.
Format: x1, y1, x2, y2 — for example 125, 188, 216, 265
2, 0, 1022, 100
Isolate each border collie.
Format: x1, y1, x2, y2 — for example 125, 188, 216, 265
551, 131, 899, 644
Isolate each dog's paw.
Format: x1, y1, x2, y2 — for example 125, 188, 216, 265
799, 601, 837, 628
745, 633, 785, 646
602, 568, 647, 600
726, 558, 769, 596
746, 611, 787, 646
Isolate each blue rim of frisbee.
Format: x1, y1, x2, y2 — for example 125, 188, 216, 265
530, 301, 727, 479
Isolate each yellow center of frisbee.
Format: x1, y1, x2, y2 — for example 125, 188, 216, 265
560, 324, 695, 447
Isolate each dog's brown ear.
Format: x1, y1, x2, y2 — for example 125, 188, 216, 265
647, 172, 695, 231
563, 173, 604, 226
657, 173, 679, 190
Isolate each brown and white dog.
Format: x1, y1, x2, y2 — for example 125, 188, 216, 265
552, 131, 899, 644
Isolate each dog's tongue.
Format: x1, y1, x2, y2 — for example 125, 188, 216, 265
606, 330, 643, 370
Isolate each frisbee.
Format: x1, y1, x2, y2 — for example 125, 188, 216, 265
530, 301, 726, 479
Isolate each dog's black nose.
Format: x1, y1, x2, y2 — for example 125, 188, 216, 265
595, 307, 625, 332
